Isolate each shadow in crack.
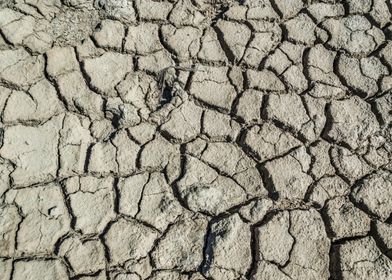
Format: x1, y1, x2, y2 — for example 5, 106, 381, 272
159, 86, 174, 108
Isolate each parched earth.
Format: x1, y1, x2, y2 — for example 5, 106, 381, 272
0, 0, 392, 279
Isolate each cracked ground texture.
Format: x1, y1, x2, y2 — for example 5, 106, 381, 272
0, 0, 392, 279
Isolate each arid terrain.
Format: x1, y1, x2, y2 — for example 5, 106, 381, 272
0, 0, 392, 279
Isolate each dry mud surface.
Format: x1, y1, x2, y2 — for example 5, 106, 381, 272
0, 0, 392, 279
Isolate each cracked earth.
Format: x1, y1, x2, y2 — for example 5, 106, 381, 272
0, 0, 392, 279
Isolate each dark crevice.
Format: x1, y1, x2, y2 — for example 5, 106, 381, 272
43, 53, 70, 111
213, 24, 236, 64
258, 164, 279, 201
83, 143, 94, 174
112, 177, 120, 214
370, 99, 386, 127
246, 223, 261, 279
329, 243, 342, 280
200, 218, 215, 277
320, 103, 333, 141
370, 220, 392, 260
59, 179, 78, 230
167, 145, 193, 213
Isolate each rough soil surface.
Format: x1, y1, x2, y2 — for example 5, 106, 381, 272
0, 0, 392, 279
